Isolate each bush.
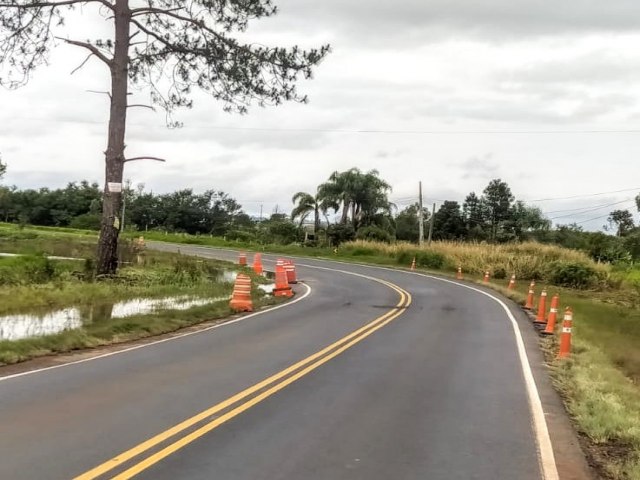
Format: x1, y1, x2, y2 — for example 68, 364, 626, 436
0, 255, 60, 285
548, 261, 598, 289
69, 213, 101, 230
225, 230, 254, 243
493, 267, 507, 279
327, 224, 355, 247
415, 251, 446, 269
355, 226, 392, 243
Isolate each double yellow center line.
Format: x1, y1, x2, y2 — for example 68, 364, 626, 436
75, 275, 411, 480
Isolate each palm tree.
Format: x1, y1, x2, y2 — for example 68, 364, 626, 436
291, 192, 316, 229
291, 190, 339, 233
318, 168, 362, 226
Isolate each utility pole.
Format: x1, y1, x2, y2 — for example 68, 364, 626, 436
427, 202, 436, 245
259, 204, 263, 221
418, 181, 424, 246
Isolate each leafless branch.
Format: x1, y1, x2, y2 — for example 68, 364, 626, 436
130, 6, 183, 16
86, 89, 111, 98
0, 0, 113, 9
70, 52, 93, 75
55, 37, 112, 66
127, 104, 155, 111
124, 156, 167, 163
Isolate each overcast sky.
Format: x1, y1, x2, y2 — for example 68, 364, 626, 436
1, 0, 640, 229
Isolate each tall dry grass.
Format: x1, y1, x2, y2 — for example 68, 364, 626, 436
341, 240, 610, 284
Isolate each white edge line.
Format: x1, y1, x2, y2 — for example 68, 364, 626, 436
0, 283, 312, 383
151, 243, 558, 478
294, 258, 559, 480
420, 274, 559, 480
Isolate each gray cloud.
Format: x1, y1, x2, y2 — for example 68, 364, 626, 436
266, 0, 640, 45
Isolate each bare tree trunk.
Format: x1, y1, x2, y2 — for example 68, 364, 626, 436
96, 0, 130, 275
314, 205, 320, 233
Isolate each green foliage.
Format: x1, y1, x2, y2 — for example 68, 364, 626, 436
548, 261, 598, 289
432, 201, 465, 240
69, 213, 101, 230
258, 217, 301, 245
607, 209, 635, 237
0, 255, 66, 285
493, 267, 507, 279
355, 225, 393, 243
395, 203, 428, 242
326, 223, 355, 246
415, 251, 446, 269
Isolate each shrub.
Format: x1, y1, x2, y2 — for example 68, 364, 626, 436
69, 213, 101, 231
327, 224, 355, 247
415, 251, 445, 269
548, 261, 598, 289
493, 267, 507, 279
355, 226, 393, 243
225, 230, 254, 243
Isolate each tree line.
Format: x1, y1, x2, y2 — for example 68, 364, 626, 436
2, 159, 640, 263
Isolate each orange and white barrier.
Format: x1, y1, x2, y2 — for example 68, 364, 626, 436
229, 273, 253, 312
456, 266, 463, 280
252, 253, 263, 275
542, 294, 560, 335
284, 259, 297, 284
557, 307, 573, 359
524, 281, 535, 309
238, 252, 247, 266
483, 271, 490, 283
273, 259, 293, 297
410, 257, 416, 270
507, 274, 516, 290
534, 289, 548, 324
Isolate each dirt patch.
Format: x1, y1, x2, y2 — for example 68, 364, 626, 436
577, 434, 635, 480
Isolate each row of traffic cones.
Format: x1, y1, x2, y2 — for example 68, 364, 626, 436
452, 266, 573, 359
525, 284, 573, 358
229, 253, 299, 312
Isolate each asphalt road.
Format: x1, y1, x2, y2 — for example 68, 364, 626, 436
0, 243, 564, 480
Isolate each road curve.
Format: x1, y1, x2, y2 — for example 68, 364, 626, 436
0, 242, 566, 479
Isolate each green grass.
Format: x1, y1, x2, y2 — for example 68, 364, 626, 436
0, 289, 280, 365
5, 224, 640, 478
482, 281, 640, 479
0, 224, 281, 365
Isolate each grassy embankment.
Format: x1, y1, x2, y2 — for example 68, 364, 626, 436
4, 224, 639, 477
340, 241, 640, 479
0, 224, 278, 365
145, 232, 640, 479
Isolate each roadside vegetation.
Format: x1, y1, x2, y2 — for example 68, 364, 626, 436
3, 162, 640, 478
0, 224, 277, 365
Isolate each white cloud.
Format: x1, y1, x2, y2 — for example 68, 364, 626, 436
2, 1, 640, 230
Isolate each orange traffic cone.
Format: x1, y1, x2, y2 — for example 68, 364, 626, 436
534, 289, 548, 324
524, 281, 535, 309
483, 271, 490, 283
238, 252, 247, 266
542, 294, 560, 335
557, 307, 573, 359
273, 260, 293, 297
229, 273, 253, 312
410, 257, 416, 270
456, 266, 463, 280
508, 274, 516, 290
284, 259, 298, 284
252, 253, 263, 275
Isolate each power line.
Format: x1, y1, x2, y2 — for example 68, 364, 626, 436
546, 198, 634, 219
574, 213, 612, 225
5, 115, 640, 135
527, 187, 640, 202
